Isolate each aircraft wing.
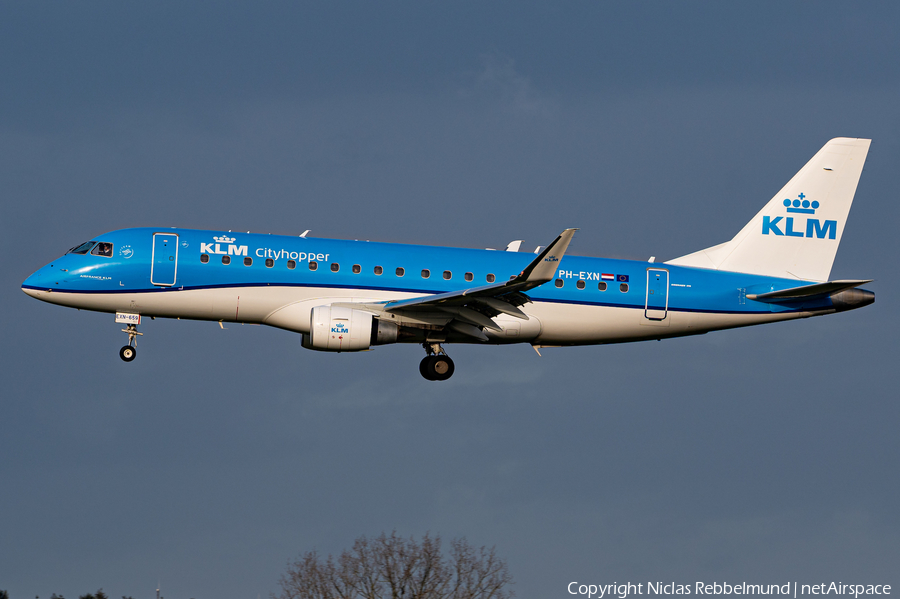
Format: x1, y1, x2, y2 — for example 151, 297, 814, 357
384, 228, 577, 311
333, 228, 577, 340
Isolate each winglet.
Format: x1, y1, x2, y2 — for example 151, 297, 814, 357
516, 228, 578, 285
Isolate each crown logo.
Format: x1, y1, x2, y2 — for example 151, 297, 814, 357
213, 235, 236, 243
783, 193, 819, 214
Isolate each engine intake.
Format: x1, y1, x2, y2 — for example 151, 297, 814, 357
301, 305, 398, 352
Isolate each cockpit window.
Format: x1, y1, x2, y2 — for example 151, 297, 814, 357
90, 242, 113, 257
67, 241, 96, 255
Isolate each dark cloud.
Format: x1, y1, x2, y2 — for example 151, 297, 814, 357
2, 2, 899, 122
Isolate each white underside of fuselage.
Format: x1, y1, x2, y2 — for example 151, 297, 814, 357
23, 285, 820, 346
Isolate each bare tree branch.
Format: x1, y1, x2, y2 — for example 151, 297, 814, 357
274, 532, 513, 599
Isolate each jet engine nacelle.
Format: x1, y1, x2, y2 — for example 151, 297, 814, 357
301, 305, 399, 352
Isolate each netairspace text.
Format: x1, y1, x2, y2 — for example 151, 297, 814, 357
567, 582, 892, 599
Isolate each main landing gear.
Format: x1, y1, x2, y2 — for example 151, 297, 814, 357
119, 324, 142, 362
420, 342, 455, 381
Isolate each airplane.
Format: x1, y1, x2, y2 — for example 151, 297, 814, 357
22, 138, 874, 381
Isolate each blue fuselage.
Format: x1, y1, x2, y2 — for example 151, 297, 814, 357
23, 227, 837, 324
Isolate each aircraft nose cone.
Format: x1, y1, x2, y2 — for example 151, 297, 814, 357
22, 271, 45, 298
22, 265, 59, 298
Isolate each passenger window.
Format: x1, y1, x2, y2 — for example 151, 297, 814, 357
222, 255, 231, 265
265, 258, 274, 268
331, 263, 340, 272
244, 257, 252, 266
309, 261, 318, 271
374, 266, 383, 275
620, 283, 629, 292
421, 269, 430, 279
598, 282, 607, 291
287, 260, 296, 270
90, 242, 113, 257
576, 280, 585, 289
443, 271, 452, 280
464, 272, 473, 282
67, 241, 96, 255
396, 267, 405, 277
352, 264, 361, 274
555, 279, 564, 288
200, 254, 210, 263
486, 273, 495, 283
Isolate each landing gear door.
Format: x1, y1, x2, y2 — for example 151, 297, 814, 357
151, 233, 179, 287
645, 268, 669, 320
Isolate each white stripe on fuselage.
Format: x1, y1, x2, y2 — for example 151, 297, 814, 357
22, 285, 817, 346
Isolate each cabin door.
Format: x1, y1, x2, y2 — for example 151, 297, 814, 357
151, 233, 179, 287
645, 268, 669, 320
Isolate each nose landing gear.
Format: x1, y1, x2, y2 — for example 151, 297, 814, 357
119, 324, 142, 362
420, 342, 454, 381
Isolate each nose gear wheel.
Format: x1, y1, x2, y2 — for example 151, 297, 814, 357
119, 323, 143, 362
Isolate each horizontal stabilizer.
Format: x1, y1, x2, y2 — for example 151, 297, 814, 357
747, 279, 872, 302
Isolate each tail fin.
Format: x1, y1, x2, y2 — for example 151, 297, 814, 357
667, 138, 871, 282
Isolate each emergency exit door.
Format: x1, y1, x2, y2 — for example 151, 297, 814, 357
151, 233, 179, 286
645, 268, 669, 320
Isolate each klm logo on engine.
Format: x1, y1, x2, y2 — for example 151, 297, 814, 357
200, 235, 249, 256
762, 194, 836, 240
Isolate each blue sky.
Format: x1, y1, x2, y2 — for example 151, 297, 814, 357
1, 3, 898, 598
